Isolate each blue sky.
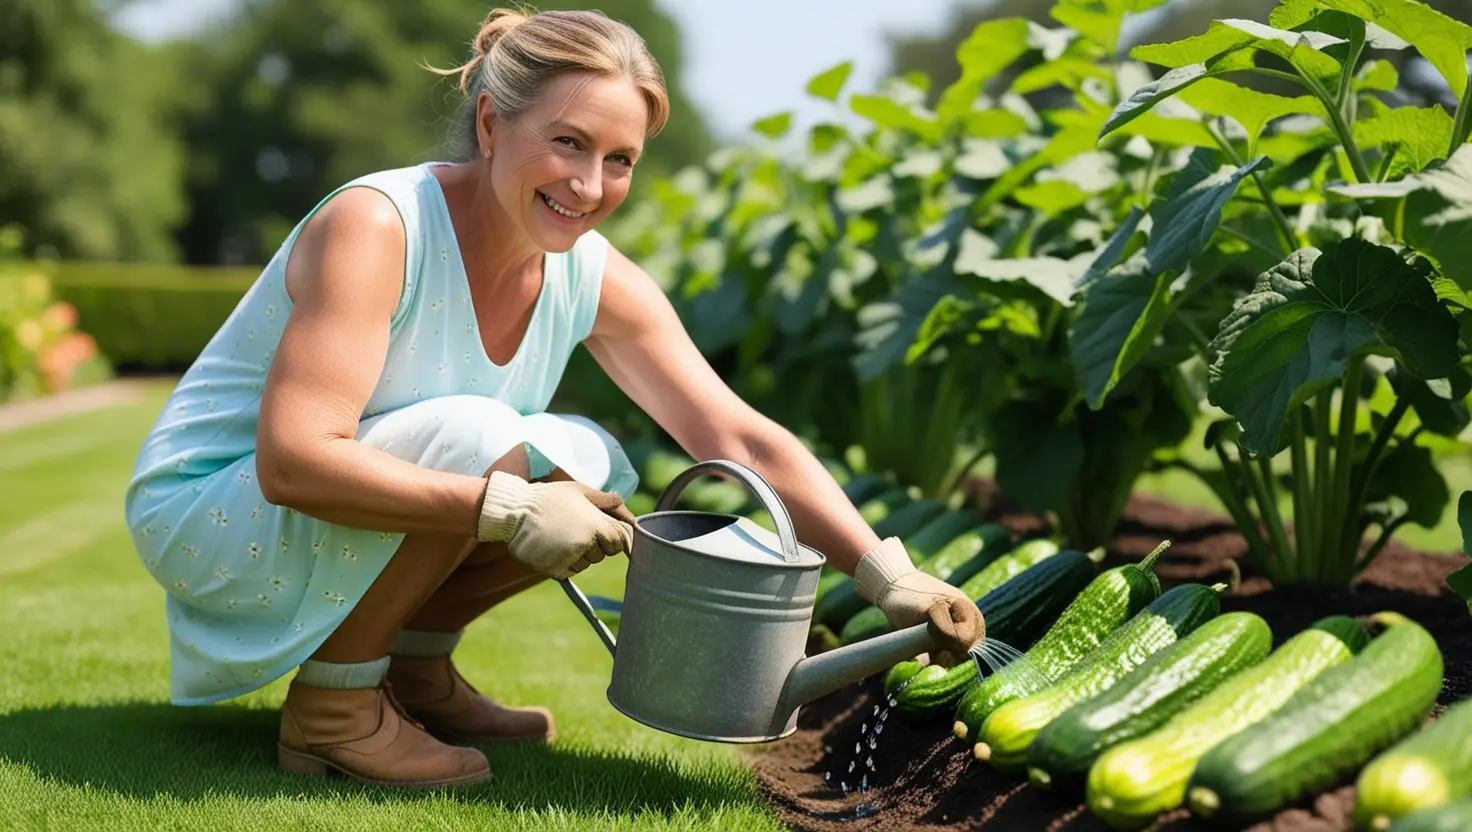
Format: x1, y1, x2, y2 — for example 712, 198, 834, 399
110, 0, 987, 141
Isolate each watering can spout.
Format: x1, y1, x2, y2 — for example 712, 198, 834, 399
779, 623, 936, 714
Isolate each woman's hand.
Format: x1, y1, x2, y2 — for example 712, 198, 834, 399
477, 473, 635, 579
853, 538, 986, 667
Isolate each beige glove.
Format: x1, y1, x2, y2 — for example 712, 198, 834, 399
854, 536, 986, 667
476, 472, 634, 579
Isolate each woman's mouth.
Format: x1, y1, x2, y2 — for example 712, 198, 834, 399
538, 191, 587, 221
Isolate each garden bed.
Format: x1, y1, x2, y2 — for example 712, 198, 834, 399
746, 490, 1472, 832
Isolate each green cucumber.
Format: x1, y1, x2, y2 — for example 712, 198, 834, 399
872, 498, 946, 540
952, 542, 1170, 743
842, 475, 890, 507
1028, 611, 1273, 792
855, 487, 910, 526
1085, 615, 1368, 830
908, 510, 988, 563
838, 525, 1018, 645
919, 522, 1013, 584
1187, 612, 1444, 828
885, 548, 1103, 717
1356, 697, 1472, 830
976, 581, 1223, 773
956, 538, 1065, 600
1389, 800, 1472, 832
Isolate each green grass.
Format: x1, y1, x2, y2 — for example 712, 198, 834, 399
0, 378, 785, 831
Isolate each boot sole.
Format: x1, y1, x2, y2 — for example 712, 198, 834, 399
277, 743, 492, 788
432, 726, 555, 745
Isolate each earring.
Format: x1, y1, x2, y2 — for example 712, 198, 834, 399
483, 148, 492, 159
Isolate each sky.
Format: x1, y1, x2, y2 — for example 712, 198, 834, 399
109, 0, 990, 142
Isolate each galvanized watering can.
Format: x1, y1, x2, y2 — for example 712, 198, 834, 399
559, 460, 941, 743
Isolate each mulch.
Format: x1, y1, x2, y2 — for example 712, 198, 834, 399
744, 489, 1472, 832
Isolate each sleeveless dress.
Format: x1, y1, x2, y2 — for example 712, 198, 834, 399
123, 163, 640, 706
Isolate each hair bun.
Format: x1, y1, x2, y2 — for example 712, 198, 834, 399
473, 9, 527, 56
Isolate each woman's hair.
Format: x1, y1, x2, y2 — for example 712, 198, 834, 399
431, 6, 670, 162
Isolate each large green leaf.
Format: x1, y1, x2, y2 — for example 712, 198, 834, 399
806, 62, 853, 102
751, 112, 793, 139
1371, 441, 1450, 527
1077, 205, 1146, 291
853, 269, 960, 381
937, 18, 1033, 125
1452, 495, 1472, 608
1049, 0, 1171, 54
1272, 0, 1472, 103
1391, 366, 1472, 437
957, 255, 1084, 307
1100, 64, 1210, 139
1010, 58, 1114, 95
990, 398, 1084, 513
1148, 152, 1270, 275
1071, 251, 1173, 407
1176, 78, 1325, 155
1207, 237, 1460, 454
851, 95, 940, 142
1353, 105, 1456, 178
1131, 19, 1343, 87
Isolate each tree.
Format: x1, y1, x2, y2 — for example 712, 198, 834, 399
0, 0, 189, 262
174, 0, 714, 265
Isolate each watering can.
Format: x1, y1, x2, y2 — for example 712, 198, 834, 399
559, 459, 941, 743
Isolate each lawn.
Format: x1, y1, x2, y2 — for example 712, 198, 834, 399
0, 378, 785, 831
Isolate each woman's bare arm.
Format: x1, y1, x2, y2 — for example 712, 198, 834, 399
254, 187, 487, 537
584, 244, 882, 575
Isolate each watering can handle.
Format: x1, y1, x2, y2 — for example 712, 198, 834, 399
559, 578, 617, 656
654, 459, 801, 564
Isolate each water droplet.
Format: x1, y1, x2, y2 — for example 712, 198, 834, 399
841, 781, 849, 794
872, 704, 880, 716
881, 708, 890, 720
854, 742, 861, 754
824, 771, 831, 784
861, 722, 867, 734
855, 803, 877, 818
867, 756, 874, 769
876, 723, 884, 735
861, 774, 869, 791
869, 736, 878, 750
848, 760, 856, 774
887, 696, 897, 707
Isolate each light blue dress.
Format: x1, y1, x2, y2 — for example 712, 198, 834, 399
123, 163, 640, 706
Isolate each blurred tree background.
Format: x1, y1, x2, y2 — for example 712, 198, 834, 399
1, 0, 714, 266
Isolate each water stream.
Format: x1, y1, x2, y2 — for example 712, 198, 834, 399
820, 636, 1044, 820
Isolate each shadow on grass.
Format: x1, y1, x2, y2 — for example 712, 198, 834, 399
0, 702, 755, 816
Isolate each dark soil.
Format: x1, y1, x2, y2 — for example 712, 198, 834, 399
745, 490, 1472, 832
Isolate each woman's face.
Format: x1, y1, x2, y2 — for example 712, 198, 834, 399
480, 72, 648, 253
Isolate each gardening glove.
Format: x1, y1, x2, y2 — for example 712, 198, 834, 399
477, 471, 635, 579
854, 536, 986, 668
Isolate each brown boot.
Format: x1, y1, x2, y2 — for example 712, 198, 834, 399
387, 655, 556, 744
277, 679, 491, 787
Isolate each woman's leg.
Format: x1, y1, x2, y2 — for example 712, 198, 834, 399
276, 446, 532, 785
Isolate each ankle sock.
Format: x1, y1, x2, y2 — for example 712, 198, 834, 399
294, 656, 390, 689
389, 629, 463, 658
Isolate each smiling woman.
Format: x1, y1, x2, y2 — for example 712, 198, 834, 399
120, 6, 983, 791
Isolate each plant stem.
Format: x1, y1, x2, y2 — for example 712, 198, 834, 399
1300, 70, 1373, 183
1313, 388, 1333, 581
1291, 407, 1313, 576
944, 443, 991, 499
1211, 445, 1276, 577
1335, 23, 1366, 121
1328, 360, 1363, 582
1217, 224, 1283, 260
1349, 396, 1410, 525
1358, 513, 1410, 575
1206, 119, 1296, 255
1252, 451, 1294, 582
1376, 144, 1400, 183
1175, 315, 1214, 363
1449, 75, 1472, 156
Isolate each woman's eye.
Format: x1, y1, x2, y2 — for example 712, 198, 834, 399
609, 154, 633, 167
555, 136, 579, 149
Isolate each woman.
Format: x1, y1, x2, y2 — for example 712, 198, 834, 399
124, 7, 983, 788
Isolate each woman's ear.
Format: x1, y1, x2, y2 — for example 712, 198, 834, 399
474, 91, 500, 159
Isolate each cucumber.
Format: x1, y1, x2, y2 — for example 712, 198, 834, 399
952, 542, 1170, 743
855, 487, 910, 526
838, 525, 1017, 645
842, 475, 889, 507
1187, 612, 1444, 828
956, 538, 1065, 600
1085, 615, 1368, 830
1356, 697, 1472, 830
872, 498, 946, 540
919, 522, 1013, 584
1389, 800, 1472, 832
885, 548, 1103, 718
975, 581, 1223, 773
908, 510, 989, 563
1028, 611, 1273, 792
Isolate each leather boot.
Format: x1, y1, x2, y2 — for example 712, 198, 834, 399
387, 655, 555, 744
277, 679, 491, 787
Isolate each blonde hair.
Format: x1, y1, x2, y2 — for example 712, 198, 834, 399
431, 6, 670, 161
